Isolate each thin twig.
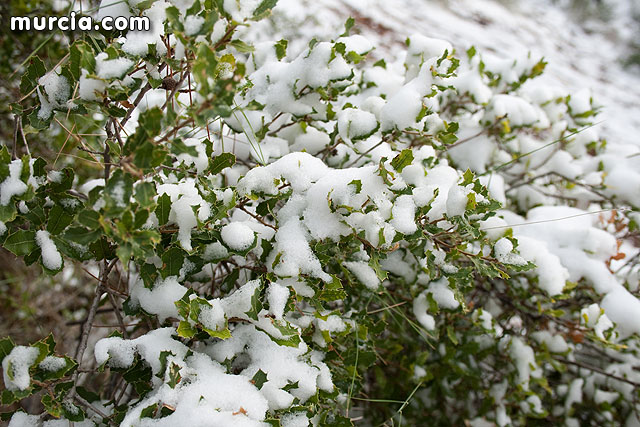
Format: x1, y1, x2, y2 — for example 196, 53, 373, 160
12, 116, 21, 160
556, 357, 640, 387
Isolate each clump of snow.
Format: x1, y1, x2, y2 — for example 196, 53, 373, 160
281, 412, 310, 427
0, 160, 28, 205
199, 298, 226, 331
221, 222, 255, 251
38, 355, 67, 372
507, 336, 540, 390
2, 346, 39, 391
344, 261, 380, 290
35, 230, 63, 271
121, 1, 168, 56
39, 73, 70, 106
427, 278, 459, 309
390, 194, 417, 235
203, 241, 229, 260
266, 282, 290, 320
532, 331, 569, 353
493, 237, 527, 266
77, 70, 107, 101
581, 303, 614, 340
95, 53, 134, 79
129, 276, 188, 322
413, 291, 435, 331
157, 179, 211, 251
184, 14, 205, 36
8, 412, 40, 427
337, 108, 378, 142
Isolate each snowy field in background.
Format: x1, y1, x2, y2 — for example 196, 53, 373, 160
262, 0, 640, 147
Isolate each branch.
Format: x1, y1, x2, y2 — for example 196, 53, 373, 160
556, 357, 640, 388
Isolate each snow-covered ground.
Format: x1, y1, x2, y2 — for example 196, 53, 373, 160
262, 0, 640, 147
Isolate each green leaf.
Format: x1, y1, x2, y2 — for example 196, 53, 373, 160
466, 46, 477, 61
3, 230, 36, 256
369, 252, 388, 281
274, 39, 288, 60
0, 337, 16, 363
390, 149, 414, 173
318, 276, 347, 301
141, 403, 158, 418
77, 210, 101, 230
206, 327, 232, 340
251, 369, 268, 390
341, 17, 355, 37
134, 141, 167, 170
252, 0, 278, 19
104, 170, 133, 217
348, 179, 362, 194
177, 321, 197, 338
229, 40, 255, 53
47, 205, 74, 235
20, 57, 47, 95
0, 204, 17, 223
446, 325, 459, 345
161, 247, 185, 278
168, 363, 181, 388
209, 152, 236, 175
135, 182, 157, 208
61, 401, 85, 422
155, 193, 172, 226
244, 283, 264, 321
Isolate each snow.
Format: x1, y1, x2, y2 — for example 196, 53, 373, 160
493, 237, 527, 266
38, 355, 67, 372
38, 73, 70, 106
390, 194, 417, 235
176, 138, 209, 174
281, 412, 310, 427
337, 108, 378, 142
184, 15, 205, 36
95, 53, 134, 79
9, 0, 640, 423
121, 0, 168, 56
508, 336, 540, 390
531, 330, 569, 353
0, 160, 28, 205
198, 298, 226, 331
601, 288, 640, 338
94, 336, 136, 369
8, 412, 40, 427
266, 282, 289, 320
129, 276, 188, 322
565, 378, 584, 412
291, 126, 331, 155
2, 346, 39, 391
344, 261, 380, 290
203, 241, 229, 260
428, 278, 459, 310
96, 0, 131, 21
206, 324, 333, 409
35, 230, 63, 271
445, 185, 468, 217
221, 222, 256, 251
413, 291, 436, 331
157, 179, 211, 251
223, 0, 261, 21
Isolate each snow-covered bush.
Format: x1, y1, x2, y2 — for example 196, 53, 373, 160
2, 0, 640, 425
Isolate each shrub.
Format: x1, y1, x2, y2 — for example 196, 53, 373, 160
1, 1, 640, 426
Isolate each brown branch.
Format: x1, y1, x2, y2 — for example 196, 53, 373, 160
237, 205, 277, 230
556, 357, 640, 388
